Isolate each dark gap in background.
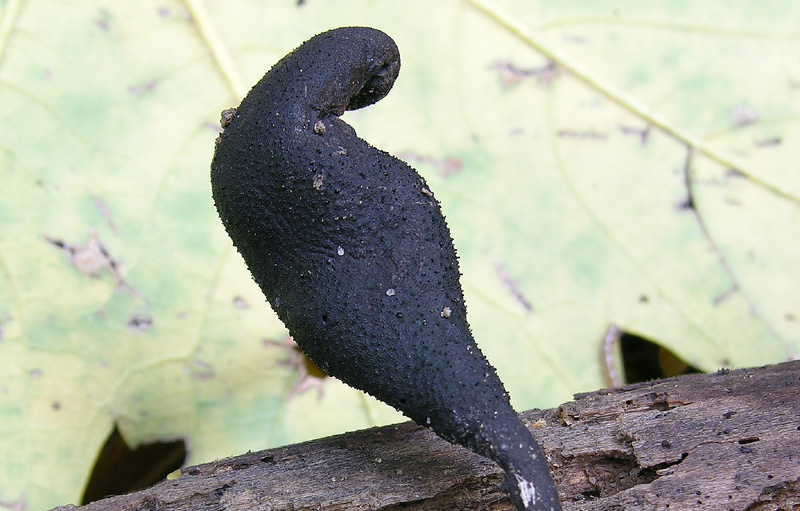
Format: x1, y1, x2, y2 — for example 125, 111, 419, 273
620, 332, 700, 383
82, 425, 186, 504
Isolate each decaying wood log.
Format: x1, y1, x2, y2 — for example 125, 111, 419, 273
53, 361, 800, 511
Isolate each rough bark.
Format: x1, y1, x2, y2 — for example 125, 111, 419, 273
53, 361, 800, 511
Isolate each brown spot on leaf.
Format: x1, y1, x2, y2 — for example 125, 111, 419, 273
95, 10, 112, 31
486, 250, 533, 313
190, 359, 215, 380
619, 124, 651, 145
0, 496, 26, 511
492, 61, 555, 88
754, 137, 781, 147
128, 316, 153, 332
44, 231, 145, 302
44, 232, 118, 280
728, 104, 758, 127
561, 35, 590, 45
92, 196, 118, 234
399, 153, 463, 178
263, 336, 328, 399
713, 285, 737, 306
127, 80, 158, 96
557, 129, 607, 140
675, 196, 695, 211
725, 168, 747, 179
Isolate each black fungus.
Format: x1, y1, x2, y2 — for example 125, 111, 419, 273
211, 27, 560, 511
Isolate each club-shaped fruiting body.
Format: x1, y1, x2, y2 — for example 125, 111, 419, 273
211, 27, 561, 511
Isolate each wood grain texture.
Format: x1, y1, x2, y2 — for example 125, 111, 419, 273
53, 361, 800, 511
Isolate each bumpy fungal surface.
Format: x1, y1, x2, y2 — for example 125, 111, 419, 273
211, 27, 561, 511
